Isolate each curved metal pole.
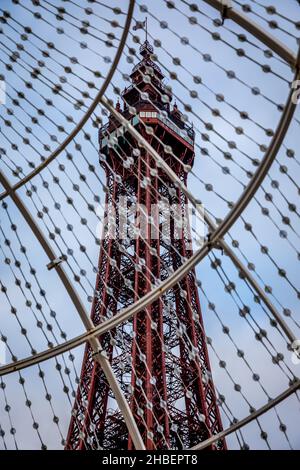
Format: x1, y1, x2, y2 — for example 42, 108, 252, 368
203, 66, 300, 245
191, 379, 300, 450
100, 73, 299, 345
0, 1, 298, 451
202, 0, 297, 68
0, 171, 145, 451
207, 216, 296, 342
1, 0, 298, 203
0, 0, 136, 202
0, 62, 299, 378
0, 0, 299, 350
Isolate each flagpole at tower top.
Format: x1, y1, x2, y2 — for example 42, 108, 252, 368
132, 17, 148, 41
145, 17, 148, 42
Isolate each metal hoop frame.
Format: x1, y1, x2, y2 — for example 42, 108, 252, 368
0, 0, 136, 201
1, 0, 299, 450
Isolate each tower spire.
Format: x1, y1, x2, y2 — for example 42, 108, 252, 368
145, 16, 148, 42
65, 34, 225, 451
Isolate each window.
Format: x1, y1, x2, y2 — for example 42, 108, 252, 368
140, 111, 157, 118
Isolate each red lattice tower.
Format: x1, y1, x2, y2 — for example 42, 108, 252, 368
66, 41, 225, 450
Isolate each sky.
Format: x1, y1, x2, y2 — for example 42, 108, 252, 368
0, 0, 300, 450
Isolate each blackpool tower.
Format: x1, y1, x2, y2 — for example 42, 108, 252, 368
66, 40, 225, 450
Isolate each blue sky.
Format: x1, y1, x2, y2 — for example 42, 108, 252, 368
0, 0, 300, 449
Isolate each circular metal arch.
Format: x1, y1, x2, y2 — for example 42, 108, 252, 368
191, 379, 300, 450
0, 54, 299, 375
0, 0, 136, 201
1, 0, 299, 452
0, 0, 298, 201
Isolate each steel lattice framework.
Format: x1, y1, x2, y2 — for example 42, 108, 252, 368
66, 41, 224, 449
0, 0, 299, 452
